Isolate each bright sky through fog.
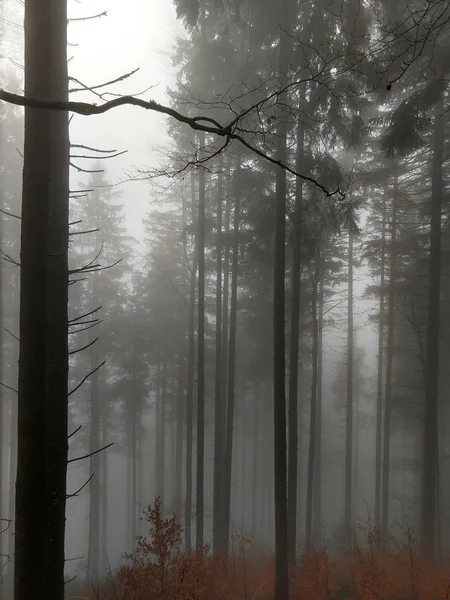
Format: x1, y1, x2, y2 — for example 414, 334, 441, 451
68, 0, 185, 242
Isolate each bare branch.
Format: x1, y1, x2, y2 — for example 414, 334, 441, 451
68, 425, 82, 439
69, 306, 102, 324
69, 336, 99, 356
0, 207, 20, 219
66, 473, 95, 498
0, 382, 17, 394
68, 442, 114, 464
0, 88, 343, 198
68, 361, 106, 397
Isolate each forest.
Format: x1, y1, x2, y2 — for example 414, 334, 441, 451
0, 0, 449, 599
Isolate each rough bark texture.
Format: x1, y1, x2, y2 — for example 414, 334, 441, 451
15, 0, 69, 597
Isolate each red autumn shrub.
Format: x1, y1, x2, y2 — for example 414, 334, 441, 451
116, 502, 450, 600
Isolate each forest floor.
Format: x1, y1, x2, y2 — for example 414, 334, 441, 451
68, 501, 450, 600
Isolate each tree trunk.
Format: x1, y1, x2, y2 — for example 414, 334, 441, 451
101, 372, 108, 572
251, 392, 260, 535
174, 356, 184, 517
381, 183, 398, 541
313, 278, 324, 539
273, 3, 291, 596
344, 230, 354, 547
305, 259, 319, 548
213, 167, 224, 555
196, 131, 206, 547
222, 165, 240, 556
374, 194, 386, 533
15, 0, 69, 597
421, 100, 444, 558
287, 117, 304, 567
184, 170, 197, 554
87, 335, 101, 584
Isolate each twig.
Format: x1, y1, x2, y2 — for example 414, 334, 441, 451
68, 442, 114, 464
68, 361, 106, 396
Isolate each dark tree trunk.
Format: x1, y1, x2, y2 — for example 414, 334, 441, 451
305, 258, 319, 548
381, 184, 398, 540
184, 171, 197, 554
374, 194, 386, 533
213, 167, 224, 555
344, 230, 354, 547
313, 279, 324, 539
131, 365, 139, 543
287, 117, 304, 567
174, 356, 184, 517
251, 393, 260, 535
421, 100, 444, 558
222, 166, 240, 556
196, 131, 206, 547
15, 0, 69, 597
87, 336, 101, 584
273, 8, 290, 600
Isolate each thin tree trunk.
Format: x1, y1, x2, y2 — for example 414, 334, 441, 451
287, 117, 304, 567
344, 230, 354, 547
196, 131, 206, 547
101, 378, 108, 571
213, 167, 224, 555
222, 166, 240, 556
87, 336, 101, 584
159, 359, 167, 511
305, 259, 319, 548
381, 184, 398, 540
131, 366, 138, 543
375, 195, 386, 532
185, 170, 197, 554
313, 278, 324, 539
421, 100, 444, 558
251, 393, 260, 535
174, 357, 184, 517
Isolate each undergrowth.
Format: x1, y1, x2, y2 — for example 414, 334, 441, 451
80, 499, 450, 600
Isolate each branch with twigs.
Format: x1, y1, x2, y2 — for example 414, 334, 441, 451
0, 88, 344, 199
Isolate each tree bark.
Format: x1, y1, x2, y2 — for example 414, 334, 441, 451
15, 0, 69, 597
421, 100, 444, 558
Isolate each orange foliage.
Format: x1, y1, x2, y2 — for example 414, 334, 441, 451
114, 501, 450, 600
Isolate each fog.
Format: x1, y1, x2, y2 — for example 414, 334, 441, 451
1, 0, 450, 598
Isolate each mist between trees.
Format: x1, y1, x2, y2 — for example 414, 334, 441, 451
0, 0, 449, 599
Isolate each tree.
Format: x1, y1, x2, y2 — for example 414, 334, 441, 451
14, 1, 69, 599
